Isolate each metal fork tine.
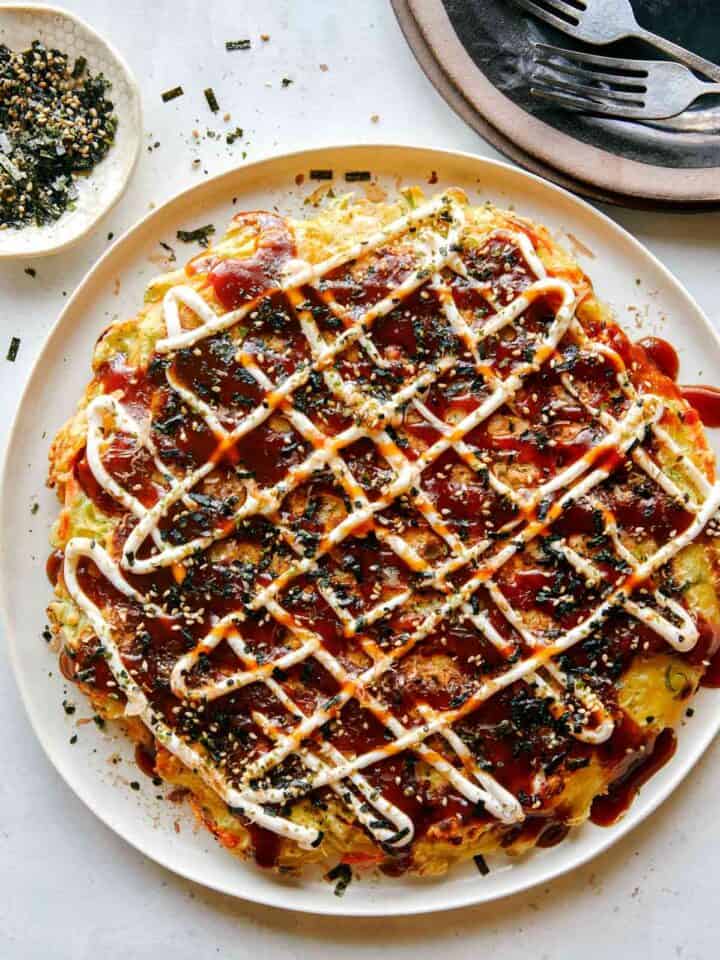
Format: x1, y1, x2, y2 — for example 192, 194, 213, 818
533, 43, 649, 76
510, 0, 580, 33
532, 72, 645, 105
527, 0, 586, 18
533, 55, 648, 90
530, 84, 646, 118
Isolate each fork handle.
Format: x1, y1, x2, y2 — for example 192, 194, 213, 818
635, 28, 720, 83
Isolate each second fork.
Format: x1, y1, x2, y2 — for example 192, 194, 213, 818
530, 44, 720, 120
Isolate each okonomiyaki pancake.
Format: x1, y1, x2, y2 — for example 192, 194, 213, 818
47, 188, 720, 879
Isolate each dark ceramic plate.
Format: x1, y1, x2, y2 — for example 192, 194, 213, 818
393, 0, 720, 208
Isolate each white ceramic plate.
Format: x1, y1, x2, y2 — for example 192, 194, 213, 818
0, 4, 141, 258
2, 145, 719, 916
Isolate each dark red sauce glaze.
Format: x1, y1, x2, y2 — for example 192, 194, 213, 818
232, 419, 309, 486
372, 287, 460, 363
461, 235, 536, 306
689, 618, 720, 688
701, 649, 720, 688
536, 821, 571, 848
56, 213, 720, 873
97, 356, 156, 412
637, 337, 679, 382
280, 577, 347, 657
172, 333, 265, 417
246, 823, 283, 869
46, 549, 64, 586
590, 728, 677, 826
134, 743, 157, 779
207, 212, 295, 310
59, 633, 115, 692
679, 386, 720, 428
422, 449, 518, 542
635, 334, 720, 428
321, 248, 416, 318
75, 453, 122, 515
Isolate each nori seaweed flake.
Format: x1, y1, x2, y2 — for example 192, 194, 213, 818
161, 86, 184, 102
473, 854, 490, 876
176, 224, 216, 247
226, 126, 244, 145
6, 336, 20, 362
324, 862, 352, 896
0, 40, 117, 228
225, 39, 251, 51
204, 88, 220, 113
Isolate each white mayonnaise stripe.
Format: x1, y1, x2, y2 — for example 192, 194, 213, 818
63, 540, 320, 848
225, 627, 415, 846
235, 396, 663, 787
62, 196, 720, 851
257, 481, 720, 795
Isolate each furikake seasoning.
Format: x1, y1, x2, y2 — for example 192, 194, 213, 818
0, 40, 117, 229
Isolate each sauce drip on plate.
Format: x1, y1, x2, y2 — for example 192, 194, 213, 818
590, 728, 677, 827
637, 335, 720, 428
637, 336, 679, 382
679, 386, 720, 429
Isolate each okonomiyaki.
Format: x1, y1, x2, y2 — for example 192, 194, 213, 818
47, 188, 720, 879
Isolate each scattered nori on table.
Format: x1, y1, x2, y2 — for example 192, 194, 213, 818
161, 86, 184, 102
6, 337, 20, 362
204, 87, 220, 113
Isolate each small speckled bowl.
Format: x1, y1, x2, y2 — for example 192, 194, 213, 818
0, 4, 142, 258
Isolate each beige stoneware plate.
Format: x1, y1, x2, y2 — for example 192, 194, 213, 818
2, 145, 719, 915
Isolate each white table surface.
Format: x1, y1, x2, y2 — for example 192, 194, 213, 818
1, 1, 719, 957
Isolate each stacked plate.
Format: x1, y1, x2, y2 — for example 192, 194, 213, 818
392, 0, 720, 209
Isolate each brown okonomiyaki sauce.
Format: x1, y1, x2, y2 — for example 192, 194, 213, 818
590, 728, 677, 827
201, 212, 295, 311
637, 336, 720, 428
679, 387, 720, 429
637, 337, 679, 383
691, 618, 720, 690
134, 742, 158, 779
46, 549, 64, 586
702, 651, 720, 688
52, 206, 720, 873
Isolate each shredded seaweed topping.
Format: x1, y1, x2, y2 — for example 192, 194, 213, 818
0, 41, 116, 228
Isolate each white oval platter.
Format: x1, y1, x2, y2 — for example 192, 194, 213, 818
2, 145, 719, 915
